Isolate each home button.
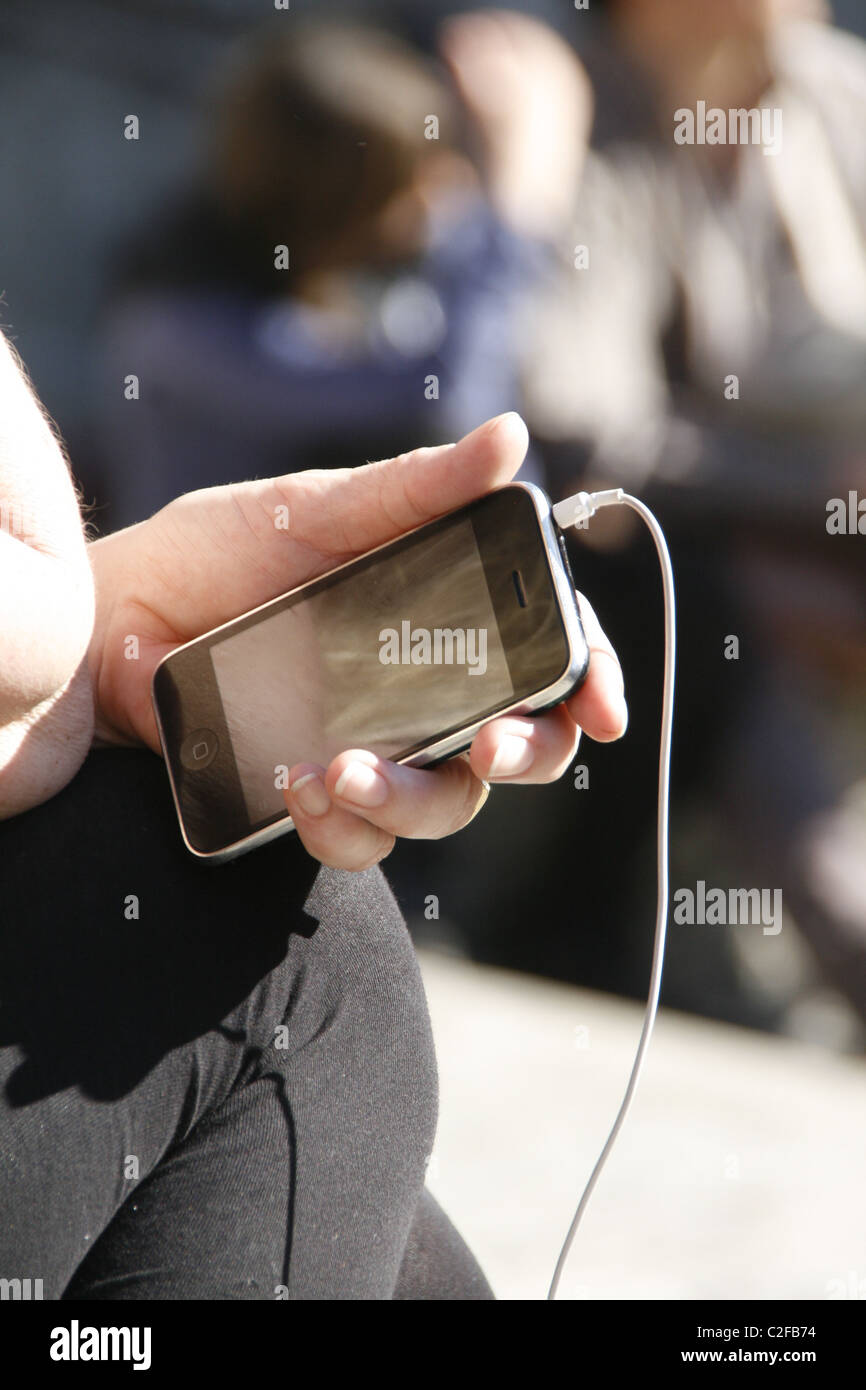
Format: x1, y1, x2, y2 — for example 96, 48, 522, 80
180, 729, 219, 772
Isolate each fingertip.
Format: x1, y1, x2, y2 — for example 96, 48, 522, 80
459, 411, 528, 466
595, 698, 629, 742
489, 409, 529, 450
285, 763, 331, 819
567, 664, 628, 744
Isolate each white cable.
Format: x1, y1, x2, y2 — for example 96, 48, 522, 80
547, 487, 677, 1301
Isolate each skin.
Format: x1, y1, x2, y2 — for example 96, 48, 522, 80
0, 344, 627, 869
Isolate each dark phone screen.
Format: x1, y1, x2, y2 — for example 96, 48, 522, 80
210, 517, 515, 827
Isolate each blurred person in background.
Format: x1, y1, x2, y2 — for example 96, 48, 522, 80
97, 13, 590, 530
515, 0, 866, 1040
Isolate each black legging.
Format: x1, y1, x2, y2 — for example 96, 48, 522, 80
0, 749, 492, 1300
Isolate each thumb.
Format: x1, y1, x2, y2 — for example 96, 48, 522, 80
284, 411, 530, 557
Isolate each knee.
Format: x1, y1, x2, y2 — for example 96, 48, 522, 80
276, 865, 439, 1150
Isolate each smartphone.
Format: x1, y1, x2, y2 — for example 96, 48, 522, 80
152, 481, 589, 860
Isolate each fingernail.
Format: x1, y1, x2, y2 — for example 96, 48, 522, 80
334, 761, 389, 808
487, 735, 534, 779
289, 772, 330, 818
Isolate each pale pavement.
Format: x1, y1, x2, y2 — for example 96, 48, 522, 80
419, 949, 866, 1302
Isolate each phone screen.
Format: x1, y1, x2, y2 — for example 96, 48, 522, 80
209, 517, 515, 827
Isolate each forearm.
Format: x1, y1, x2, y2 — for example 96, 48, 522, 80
0, 333, 96, 809
0, 661, 94, 818
0, 333, 94, 720
0, 528, 94, 720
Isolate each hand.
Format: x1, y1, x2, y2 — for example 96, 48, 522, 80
439, 10, 593, 238
89, 413, 627, 869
